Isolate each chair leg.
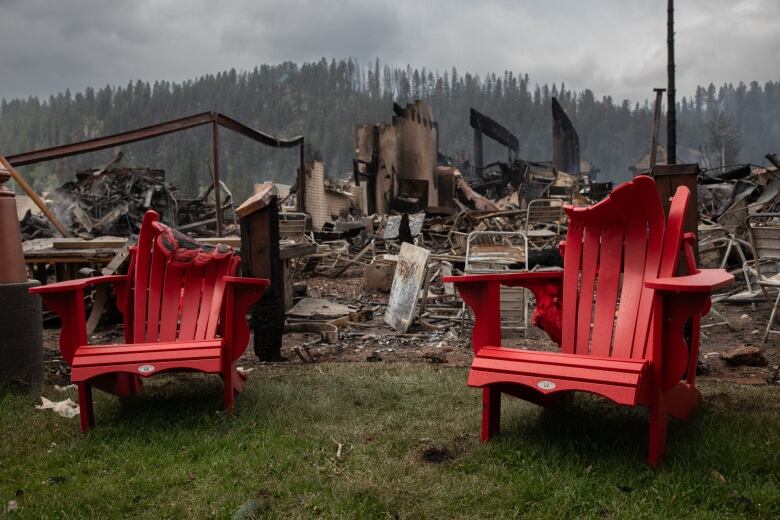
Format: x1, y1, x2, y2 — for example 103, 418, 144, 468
223, 360, 234, 414
77, 382, 94, 432
762, 290, 780, 344
647, 400, 668, 467
481, 387, 501, 442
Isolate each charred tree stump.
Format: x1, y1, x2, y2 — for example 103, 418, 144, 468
239, 194, 285, 361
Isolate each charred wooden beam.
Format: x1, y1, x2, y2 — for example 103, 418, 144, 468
650, 88, 666, 171
469, 108, 519, 156
667, 0, 677, 165
551, 97, 580, 174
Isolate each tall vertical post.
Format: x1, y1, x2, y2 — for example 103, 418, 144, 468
212, 119, 223, 236
298, 140, 306, 213
650, 88, 666, 172
666, 0, 677, 165
473, 128, 483, 176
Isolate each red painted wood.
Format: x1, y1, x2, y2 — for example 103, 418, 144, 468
591, 224, 624, 357
645, 270, 734, 292
442, 271, 564, 284
158, 264, 185, 342
29, 209, 269, 430
75, 340, 222, 356
481, 388, 501, 442
145, 245, 167, 342
575, 224, 601, 355
560, 220, 583, 354
72, 348, 223, 367
206, 260, 232, 339
195, 262, 220, 340
29, 275, 127, 293
612, 217, 647, 358
447, 175, 734, 465
71, 359, 223, 383
132, 211, 158, 343
178, 266, 205, 340
631, 176, 665, 359
476, 346, 645, 372
471, 356, 644, 386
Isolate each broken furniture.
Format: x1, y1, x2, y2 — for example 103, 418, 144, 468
444, 176, 734, 466
745, 213, 780, 342
279, 212, 310, 243
0, 164, 42, 389
465, 231, 529, 334
30, 210, 269, 431
524, 198, 565, 250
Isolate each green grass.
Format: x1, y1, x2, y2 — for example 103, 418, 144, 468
1, 364, 779, 519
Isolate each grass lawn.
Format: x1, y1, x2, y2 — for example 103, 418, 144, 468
1, 363, 779, 518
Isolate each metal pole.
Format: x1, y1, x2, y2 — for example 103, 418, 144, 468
666, 0, 677, 165
212, 119, 223, 237
650, 88, 666, 172
0, 155, 71, 237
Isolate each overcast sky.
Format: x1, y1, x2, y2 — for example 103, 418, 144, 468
1, 0, 778, 104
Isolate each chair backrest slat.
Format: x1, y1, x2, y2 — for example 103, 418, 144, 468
611, 217, 649, 358
144, 246, 167, 342
132, 212, 157, 343
629, 179, 667, 358
575, 225, 601, 355
590, 224, 624, 357
157, 265, 185, 342
178, 266, 206, 341
194, 262, 220, 341
560, 221, 584, 354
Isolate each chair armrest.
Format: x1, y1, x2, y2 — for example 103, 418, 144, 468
29, 275, 128, 294
445, 270, 564, 352
647, 269, 733, 391
223, 276, 270, 362
28, 275, 130, 365
224, 276, 271, 288
442, 269, 563, 286
645, 269, 734, 293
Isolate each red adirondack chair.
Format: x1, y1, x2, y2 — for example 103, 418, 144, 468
30, 211, 269, 431
444, 176, 734, 465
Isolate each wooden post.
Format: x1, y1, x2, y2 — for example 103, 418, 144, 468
667, 0, 677, 165
650, 88, 666, 172
212, 119, 223, 237
237, 186, 284, 361
473, 128, 483, 176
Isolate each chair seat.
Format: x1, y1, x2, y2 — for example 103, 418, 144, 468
468, 346, 650, 406
71, 339, 224, 382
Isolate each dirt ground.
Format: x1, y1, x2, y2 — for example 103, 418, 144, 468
41, 265, 779, 387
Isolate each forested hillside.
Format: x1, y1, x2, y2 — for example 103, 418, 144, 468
1, 59, 778, 200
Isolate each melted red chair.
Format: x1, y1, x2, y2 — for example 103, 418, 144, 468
30, 211, 269, 431
444, 176, 733, 465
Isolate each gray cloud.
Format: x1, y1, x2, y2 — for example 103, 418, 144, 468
0, 0, 777, 103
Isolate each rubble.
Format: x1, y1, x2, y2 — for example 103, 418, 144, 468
15, 102, 778, 389
721, 346, 769, 367
20, 158, 237, 240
